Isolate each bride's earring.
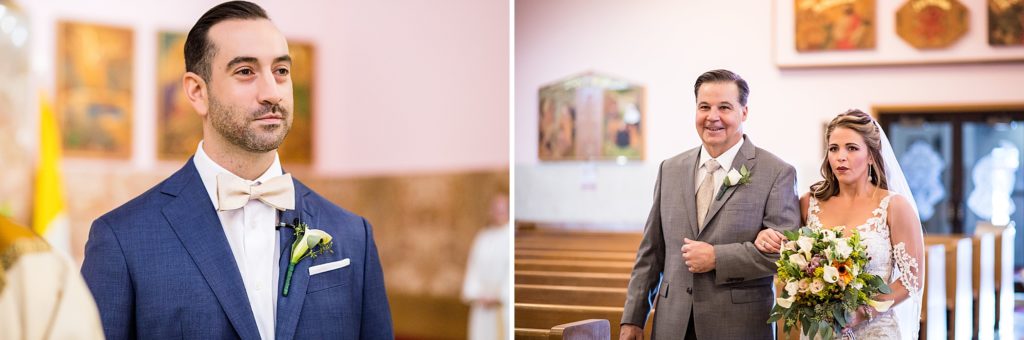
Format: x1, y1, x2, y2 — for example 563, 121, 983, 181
868, 164, 876, 183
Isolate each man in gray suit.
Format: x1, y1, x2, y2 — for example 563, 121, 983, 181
619, 69, 800, 339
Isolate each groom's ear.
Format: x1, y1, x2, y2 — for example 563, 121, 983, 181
740, 105, 749, 122
183, 71, 210, 117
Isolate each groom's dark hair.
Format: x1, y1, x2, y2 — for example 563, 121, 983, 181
694, 69, 750, 106
185, 1, 269, 82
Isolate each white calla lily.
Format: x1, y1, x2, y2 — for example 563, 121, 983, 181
822, 265, 839, 283
867, 298, 895, 312
797, 236, 814, 256
283, 223, 334, 296
776, 295, 796, 308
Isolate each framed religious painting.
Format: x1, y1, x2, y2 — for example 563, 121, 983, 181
895, 0, 968, 49
156, 31, 201, 160
774, 0, 1024, 68
538, 72, 645, 162
56, 21, 133, 158
794, 0, 876, 52
279, 40, 315, 165
989, 0, 1024, 46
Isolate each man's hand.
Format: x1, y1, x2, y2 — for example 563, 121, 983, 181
619, 324, 644, 340
682, 238, 716, 273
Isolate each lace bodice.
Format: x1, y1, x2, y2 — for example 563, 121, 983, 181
807, 194, 894, 282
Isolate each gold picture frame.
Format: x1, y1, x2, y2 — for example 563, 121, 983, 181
538, 72, 645, 161
56, 21, 134, 158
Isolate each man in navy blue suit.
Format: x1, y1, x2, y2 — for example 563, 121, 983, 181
81, 2, 393, 339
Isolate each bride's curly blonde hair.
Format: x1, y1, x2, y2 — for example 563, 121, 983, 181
810, 109, 888, 201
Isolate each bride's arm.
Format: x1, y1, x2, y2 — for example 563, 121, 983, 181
876, 194, 925, 311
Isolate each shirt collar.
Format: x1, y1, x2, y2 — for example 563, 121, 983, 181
193, 140, 284, 210
699, 137, 744, 173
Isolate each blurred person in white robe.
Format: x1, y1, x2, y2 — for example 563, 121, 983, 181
0, 216, 104, 339
461, 192, 510, 340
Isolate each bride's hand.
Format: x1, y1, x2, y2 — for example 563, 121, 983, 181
843, 306, 872, 331
754, 228, 784, 253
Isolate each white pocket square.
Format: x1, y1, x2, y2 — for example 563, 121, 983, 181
309, 258, 350, 276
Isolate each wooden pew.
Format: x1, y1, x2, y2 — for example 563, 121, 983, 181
970, 233, 996, 340
515, 259, 635, 274
515, 249, 637, 262
974, 222, 1016, 340
515, 303, 625, 338
515, 230, 642, 252
923, 235, 973, 340
515, 271, 632, 288
514, 319, 611, 340
516, 284, 627, 307
514, 327, 550, 340
922, 244, 947, 340
514, 228, 645, 339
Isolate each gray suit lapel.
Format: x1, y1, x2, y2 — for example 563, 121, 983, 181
681, 153, 700, 238
699, 136, 757, 236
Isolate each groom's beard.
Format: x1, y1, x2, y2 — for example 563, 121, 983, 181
209, 97, 292, 153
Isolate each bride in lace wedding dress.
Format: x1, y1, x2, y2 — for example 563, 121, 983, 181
756, 110, 925, 339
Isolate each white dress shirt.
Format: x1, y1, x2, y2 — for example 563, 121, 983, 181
696, 139, 745, 197
194, 141, 281, 340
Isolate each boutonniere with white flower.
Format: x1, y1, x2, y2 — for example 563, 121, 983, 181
716, 164, 752, 200
282, 220, 334, 296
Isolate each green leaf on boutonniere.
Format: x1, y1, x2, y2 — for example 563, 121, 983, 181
282, 221, 334, 296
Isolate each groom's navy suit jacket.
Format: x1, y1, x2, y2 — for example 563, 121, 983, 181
81, 159, 393, 339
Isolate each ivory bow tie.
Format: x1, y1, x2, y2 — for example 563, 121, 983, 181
216, 173, 295, 211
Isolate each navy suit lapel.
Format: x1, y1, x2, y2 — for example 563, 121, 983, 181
161, 159, 261, 340
699, 136, 757, 237
275, 179, 317, 340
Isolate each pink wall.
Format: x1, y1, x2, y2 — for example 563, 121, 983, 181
21, 0, 508, 176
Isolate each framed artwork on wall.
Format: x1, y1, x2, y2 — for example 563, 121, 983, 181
56, 21, 134, 158
794, 0, 876, 52
156, 31, 200, 160
989, 0, 1024, 46
774, 0, 1024, 68
279, 40, 314, 165
538, 72, 645, 162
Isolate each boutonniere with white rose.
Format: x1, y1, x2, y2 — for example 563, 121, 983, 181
282, 220, 334, 296
716, 164, 752, 200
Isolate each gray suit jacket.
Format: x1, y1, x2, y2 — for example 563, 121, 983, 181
621, 136, 799, 339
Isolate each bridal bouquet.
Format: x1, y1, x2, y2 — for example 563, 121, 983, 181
768, 227, 893, 340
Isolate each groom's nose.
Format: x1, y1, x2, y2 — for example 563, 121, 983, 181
706, 110, 720, 121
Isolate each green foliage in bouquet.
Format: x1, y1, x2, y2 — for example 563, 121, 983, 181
767, 226, 893, 340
